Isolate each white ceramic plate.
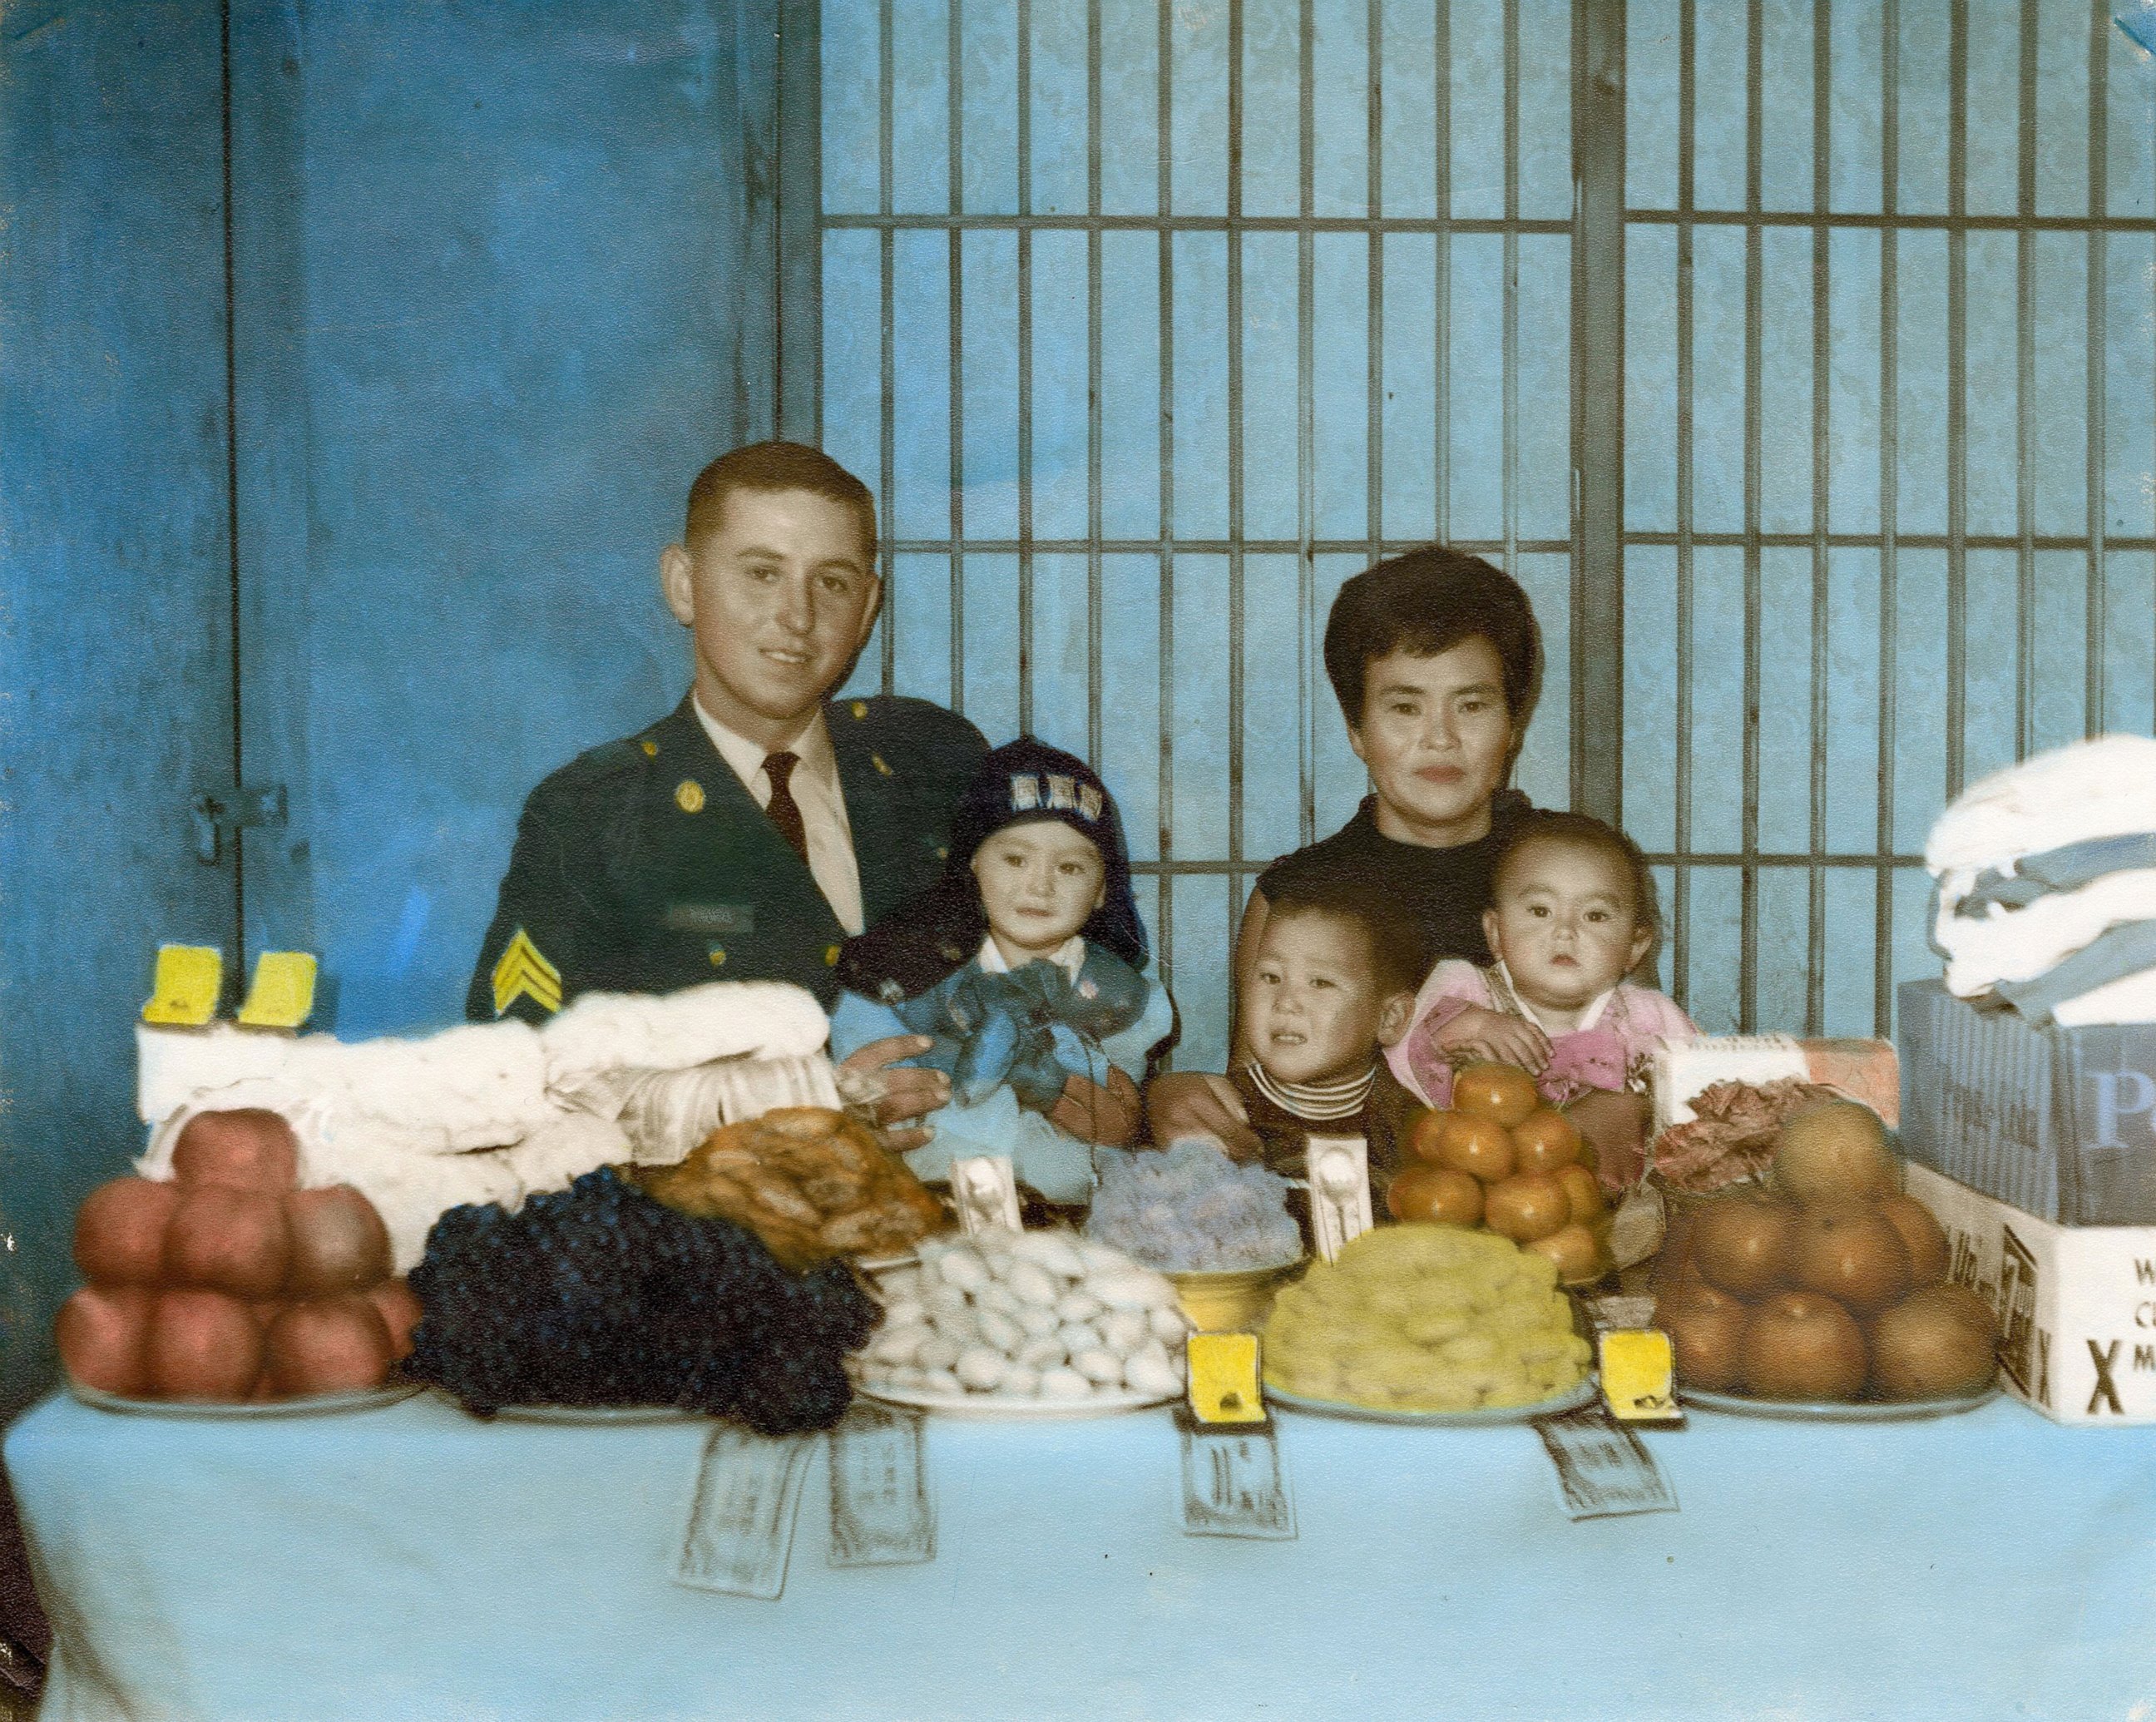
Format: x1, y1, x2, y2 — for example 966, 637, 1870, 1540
854, 1379, 1176, 1422
1680, 1381, 1999, 1421
484, 1401, 703, 1426
1263, 1374, 1600, 1427
67, 1379, 421, 1419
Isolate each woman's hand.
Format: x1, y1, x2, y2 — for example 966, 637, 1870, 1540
1143, 1071, 1262, 1162
1049, 1068, 1143, 1146
1431, 1004, 1550, 1072
837, 1035, 950, 1154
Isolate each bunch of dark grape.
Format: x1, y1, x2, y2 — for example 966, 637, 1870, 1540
405, 1167, 880, 1433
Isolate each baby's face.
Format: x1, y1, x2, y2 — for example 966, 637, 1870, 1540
1244, 911, 1394, 1086
1482, 841, 1652, 1013
971, 819, 1106, 962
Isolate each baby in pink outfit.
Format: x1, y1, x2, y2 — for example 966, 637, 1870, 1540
1389, 812, 1694, 1173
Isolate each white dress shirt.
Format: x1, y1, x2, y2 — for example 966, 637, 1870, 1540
692, 696, 867, 936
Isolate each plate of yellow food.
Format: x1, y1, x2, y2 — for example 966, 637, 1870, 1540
1261, 1223, 1595, 1423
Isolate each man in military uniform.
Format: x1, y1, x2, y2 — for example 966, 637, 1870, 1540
468, 441, 1137, 1146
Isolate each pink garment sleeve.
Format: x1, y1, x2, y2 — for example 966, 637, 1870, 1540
1386, 961, 1497, 1108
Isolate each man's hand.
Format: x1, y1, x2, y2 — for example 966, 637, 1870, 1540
837, 1035, 950, 1155
1432, 1004, 1550, 1072
1049, 1067, 1142, 1146
1144, 1071, 1262, 1162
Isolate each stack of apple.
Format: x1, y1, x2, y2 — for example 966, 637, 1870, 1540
56, 1109, 422, 1404
1652, 1099, 1999, 1402
1384, 1063, 1608, 1284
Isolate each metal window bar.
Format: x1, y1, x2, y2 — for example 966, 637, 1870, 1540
2084, 0, 2108, 737
1742, 0, 1765, 1035
1227, 0, 1247, 996
1873, 0, 1898, 1037
1156, 0, 1176, 1003
947, 0, 967, 716
878, 0, 898, 694
1298, 0, 1317, 854
1086, 0, 1105, 769
1671, 0, 1694, 1016
1016, 0, 1034, 734
1946, 2, 1966, 805
1814, 0, 1837, 1039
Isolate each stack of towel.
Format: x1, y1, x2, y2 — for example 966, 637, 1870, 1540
1927, 734, 2156, 1027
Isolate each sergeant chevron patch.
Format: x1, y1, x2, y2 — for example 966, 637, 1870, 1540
492, 928, 563, 1017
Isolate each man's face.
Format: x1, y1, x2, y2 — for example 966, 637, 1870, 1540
1347, 636, 1516, 846
660, 487, 880, 746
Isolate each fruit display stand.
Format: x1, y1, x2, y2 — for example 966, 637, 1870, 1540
7, 1386, 2155, 1720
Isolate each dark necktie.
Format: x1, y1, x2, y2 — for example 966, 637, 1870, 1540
764, 751, 809, 865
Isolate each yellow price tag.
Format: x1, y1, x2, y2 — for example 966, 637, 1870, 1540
237, 951, 318, 1029
142, 945, 223, 1026
1186, 1332, 1266, 1425
1599, 1329, 1682, 1422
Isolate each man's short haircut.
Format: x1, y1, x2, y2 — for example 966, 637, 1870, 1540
1322, 547, 1542, 729
1492, 809, 1662, 940
683, 441, 879, 564
1259, 871, 1432, 999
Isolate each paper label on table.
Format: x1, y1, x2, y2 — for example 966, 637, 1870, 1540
143, 945, 223, 1026
950, 1154, 1023, 1235
1599, 1329, 1683, 1423
237, 950, 317, 1029
1178, 1415, 1296, 1540
676, 1425, 815, 1599
827, 1402, 935, 1566
1535, 1406, 1679, 1520
1305, 1133, 1373, 1262
1186, 1332, 1265, 1424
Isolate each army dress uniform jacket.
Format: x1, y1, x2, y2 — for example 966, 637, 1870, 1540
467, 693, 988, 1023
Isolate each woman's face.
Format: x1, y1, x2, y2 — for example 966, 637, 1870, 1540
1348, 635, 1516, 846
971, 819, 1107, 963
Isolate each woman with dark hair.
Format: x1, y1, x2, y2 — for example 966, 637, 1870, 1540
1146, 547, 1545, 1157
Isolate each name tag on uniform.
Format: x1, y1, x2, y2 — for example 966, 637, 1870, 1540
665, 902, 757, 935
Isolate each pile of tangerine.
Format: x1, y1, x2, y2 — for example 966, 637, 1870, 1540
1387, 1063, 1608, 1283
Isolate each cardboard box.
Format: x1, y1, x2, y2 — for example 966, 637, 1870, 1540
1896, 979, 2156, 1225
1906, 1162, 2156, 1426
1649, 1035, 1900, 1131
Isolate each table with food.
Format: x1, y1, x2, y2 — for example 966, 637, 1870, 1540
9, 739, 2156, 1721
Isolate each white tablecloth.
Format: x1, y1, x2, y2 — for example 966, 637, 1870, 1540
7, 1389, 2154, 1721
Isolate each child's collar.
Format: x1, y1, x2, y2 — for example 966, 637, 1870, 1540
977, 932, 1086, 985
1246, 1057, 1377, 1125
1490, 959, 1616, 1037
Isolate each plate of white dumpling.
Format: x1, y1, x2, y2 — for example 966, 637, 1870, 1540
853, 1228, 1191, 1419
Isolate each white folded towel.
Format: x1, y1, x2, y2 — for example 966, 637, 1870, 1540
1928, 733, 2156, 883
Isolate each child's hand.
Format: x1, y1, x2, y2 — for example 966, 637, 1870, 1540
1431, 1005, 1550, 1073
1051, 1067, 1142, 1146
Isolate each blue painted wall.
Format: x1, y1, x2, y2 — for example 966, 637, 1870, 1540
0, 2, 240, 1411
244, 0, 782, 1042
0, 0, 780, 1410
